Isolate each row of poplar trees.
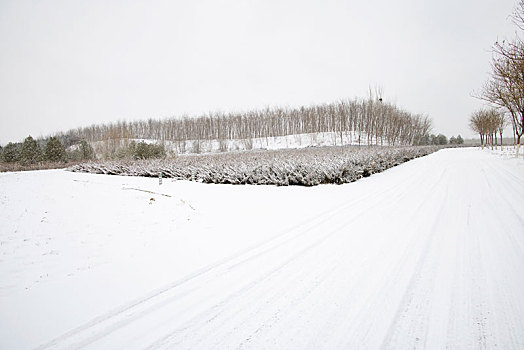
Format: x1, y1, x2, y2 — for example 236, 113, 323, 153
62, 97, 432, 148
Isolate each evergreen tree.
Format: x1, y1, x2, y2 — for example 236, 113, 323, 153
20, 136, 42, 164
79, 140, 94, 160
132, 141, 165, 160
150, 143, 166, 159
1, 142, 22, 162
134, 141, 151, 160
437, 134, 448, 145
416, 134, 431, 145
449, 135, 464, 145
44, 137, 66, 162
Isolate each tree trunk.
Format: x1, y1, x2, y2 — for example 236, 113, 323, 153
517, 134, 521, 157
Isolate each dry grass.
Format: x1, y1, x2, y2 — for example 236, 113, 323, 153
0, 161, 81, 173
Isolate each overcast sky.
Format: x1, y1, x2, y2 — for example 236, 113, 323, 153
0, 0, 518, 144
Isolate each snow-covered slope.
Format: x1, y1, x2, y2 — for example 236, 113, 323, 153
88, 131, 382, 157
166, 131, 382, 154
0, 148, 523, 349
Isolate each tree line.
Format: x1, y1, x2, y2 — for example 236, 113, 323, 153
474, 0, 524, 156
0, 136, 94, 165
0, 136, 169, 166
61, 96, 432, 149
2, 95, 439, 167
419, 133, 464, 146
469, 109, 508, 149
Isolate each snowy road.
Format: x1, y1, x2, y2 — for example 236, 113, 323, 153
1, 148, 524, 349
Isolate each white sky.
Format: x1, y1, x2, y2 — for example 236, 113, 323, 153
0, 0, 518, 144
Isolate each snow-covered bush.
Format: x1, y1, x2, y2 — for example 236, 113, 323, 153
69, 145, 438, 186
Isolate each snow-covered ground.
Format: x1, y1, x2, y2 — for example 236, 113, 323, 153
0, 148, 523, 349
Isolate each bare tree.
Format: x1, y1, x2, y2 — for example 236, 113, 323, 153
478, 0, 524, 156
470, 108, 506, 149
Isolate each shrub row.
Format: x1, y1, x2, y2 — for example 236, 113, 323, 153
69, 146, 439, 186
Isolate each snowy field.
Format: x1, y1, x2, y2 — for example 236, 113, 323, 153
0, 148, 523, 349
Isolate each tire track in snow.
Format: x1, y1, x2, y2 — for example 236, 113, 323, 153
381, 170, 450, 349
144, 155, 450, 350
470, 162, 524, 348
36, 167, 416, 350
113, 180, 410, 349
328, 165, 450, 348
34, 149, 524, 349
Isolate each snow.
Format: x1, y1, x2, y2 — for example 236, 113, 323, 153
0, 148, 523, 349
